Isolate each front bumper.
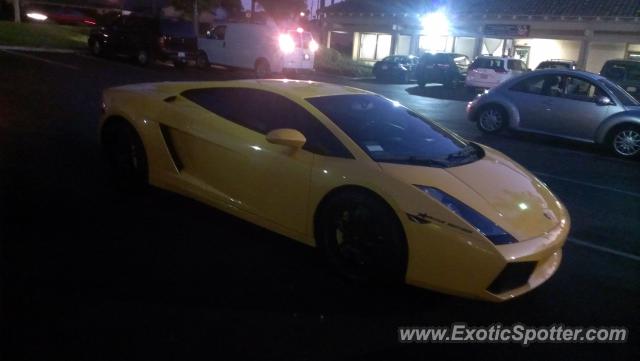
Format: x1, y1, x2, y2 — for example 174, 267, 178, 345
404, 219, 569, 302
160, 50, 197, 62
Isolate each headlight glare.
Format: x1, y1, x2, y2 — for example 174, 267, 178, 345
416, 186, 517, 245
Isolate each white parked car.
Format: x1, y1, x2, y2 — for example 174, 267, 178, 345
196, 23, 318, 77
465, 56, 527, 89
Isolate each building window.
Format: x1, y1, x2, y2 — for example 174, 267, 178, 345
359, 33, 391, 61
396, 35, 411, 55
419, 35, 448, 53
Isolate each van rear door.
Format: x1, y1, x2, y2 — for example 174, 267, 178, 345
283, 30, 315, 70
198, 25, 228, 65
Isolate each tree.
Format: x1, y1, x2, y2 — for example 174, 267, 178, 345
169, 0, 242, 34
13, 0, 20, 23
169, 0, 243, 17
257, 0, 307, 20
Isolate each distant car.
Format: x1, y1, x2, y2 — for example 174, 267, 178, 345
100, 79, 569, 302
465, 56, 527, 90
600, 59, 640, 100
25, 7, 95, 26
88, 15, 198, 67
467, 69, 640, 159
372, 55, 418, 83
46, 7, 96, 26
415, 53, 470, 88
536, 59, 577, 70
197, 23, 318, 77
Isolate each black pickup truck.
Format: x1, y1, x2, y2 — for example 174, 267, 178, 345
88, 15, 198, 68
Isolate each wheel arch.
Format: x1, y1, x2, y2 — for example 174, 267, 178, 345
472, 99, 520, 128
594, 115, 640, 144
312, 184, 406, 247
100, 115, 135, 146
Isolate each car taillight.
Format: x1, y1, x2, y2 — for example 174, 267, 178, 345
279, 34, 295, 54
309, 39, 319, 52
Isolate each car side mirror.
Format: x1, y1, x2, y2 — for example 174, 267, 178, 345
266, 128, 306, 149
595, 96, 613, 106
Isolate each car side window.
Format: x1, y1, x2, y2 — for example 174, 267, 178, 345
562, 77, 606, 102
603, 64, 627, 81
508, 60, 525, 71
511, 75, 562, 96
181, 88, 353, 158
212, 25, 226, 40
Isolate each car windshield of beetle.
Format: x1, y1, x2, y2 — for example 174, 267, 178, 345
599, 79, 640, 106
307, 95, 482, 167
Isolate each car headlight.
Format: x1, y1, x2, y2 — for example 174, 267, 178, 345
416, 186, 517, 245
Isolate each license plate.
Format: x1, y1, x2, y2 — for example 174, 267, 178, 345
178, 52, 185, 58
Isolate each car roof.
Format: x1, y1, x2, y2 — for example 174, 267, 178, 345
502, 69, 607, 84
475, 56, 518, 60
115, 80, 371, 101
540, 60, 574, 63
603, 59, 640, 64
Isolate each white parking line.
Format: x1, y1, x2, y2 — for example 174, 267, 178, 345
0, 49, 80, 70
568, 237, 640, 262
534, 171, 640, 199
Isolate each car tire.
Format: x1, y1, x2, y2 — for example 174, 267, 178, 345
196, 52, 209, 70
476, 105, 508, 134
255, 58, 271, 78
608, 124, 640, 159
316, 189, 408, 284
135, 49, 151, 66
102, 121, 148, 192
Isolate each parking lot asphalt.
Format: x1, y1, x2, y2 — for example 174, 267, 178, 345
1, 50, 639, 360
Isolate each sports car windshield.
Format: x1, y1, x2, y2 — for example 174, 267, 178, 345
307, 95, 482, 167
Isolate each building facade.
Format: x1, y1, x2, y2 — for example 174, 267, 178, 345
320, 0, 640, 72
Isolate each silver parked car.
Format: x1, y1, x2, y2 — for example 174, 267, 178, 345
467, 69, 640, 159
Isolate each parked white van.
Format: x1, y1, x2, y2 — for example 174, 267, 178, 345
196, 22, 318, 77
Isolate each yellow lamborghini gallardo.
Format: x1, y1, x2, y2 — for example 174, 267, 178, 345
100, 79, 570, 302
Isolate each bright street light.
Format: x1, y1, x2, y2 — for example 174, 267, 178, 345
421, 10, 450, 36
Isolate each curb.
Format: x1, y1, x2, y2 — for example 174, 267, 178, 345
0, 45, 82, 53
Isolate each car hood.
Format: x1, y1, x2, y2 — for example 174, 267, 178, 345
378, 147, 566, 241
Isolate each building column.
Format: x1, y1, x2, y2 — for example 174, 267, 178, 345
391, 31, 399, 55
577, 30, 593, 70
409, 34, 420, 55
473, 37, 484, 58
352, 32, 361, 60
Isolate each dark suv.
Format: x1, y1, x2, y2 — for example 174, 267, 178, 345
88, 15, 198, 67
415, 53, 470, 88
600, 59, 640, 100
536, 59, 577, 70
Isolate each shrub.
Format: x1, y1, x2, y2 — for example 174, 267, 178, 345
314, 47, 372, 77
